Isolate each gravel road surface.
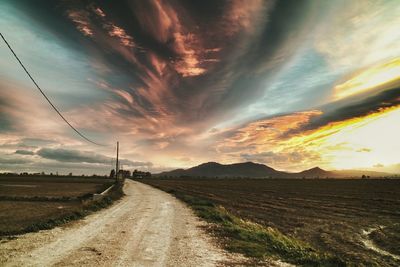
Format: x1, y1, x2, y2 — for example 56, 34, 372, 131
0, 180, 244, 267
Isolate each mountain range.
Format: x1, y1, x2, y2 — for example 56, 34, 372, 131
156, 162, 390, 178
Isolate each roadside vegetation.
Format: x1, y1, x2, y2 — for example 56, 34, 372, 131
142, 178, 400, 266
166, 190, 345, 266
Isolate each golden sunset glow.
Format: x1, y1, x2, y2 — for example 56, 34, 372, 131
277, 106, 400, 170
218, 105, 400, 172
334, 58, 400, 100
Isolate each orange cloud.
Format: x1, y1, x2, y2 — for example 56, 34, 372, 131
133, 0, 219, 77
149, 52, 167, 76
172, 32, 206, 77
214, 105, 400, 171
133, 0, 178, 43
222, 0, 269, 36
93, 7, 106, 18
105, 24, 135, 48
218, 110, 322, 150
67, 10, 93, 36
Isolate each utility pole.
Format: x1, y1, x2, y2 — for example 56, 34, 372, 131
115, 141, 119, 181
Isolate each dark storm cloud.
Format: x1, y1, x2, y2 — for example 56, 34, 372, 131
0, 139, 52, 150
229, 0, 312, 72
168, 0, 316, 123
292, 86, 400, 135
37, 148, 109, 164
36, 147, 152, 167
0, 115, 13, 133
0, 95, 15, 133
0, 157, 31, 165
2, 0, 400, 173
15, 149, 35, 155
215, 84, 400, 150
9, 0, 318, 128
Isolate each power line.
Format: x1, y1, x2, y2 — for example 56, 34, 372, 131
0, 32, 106, 146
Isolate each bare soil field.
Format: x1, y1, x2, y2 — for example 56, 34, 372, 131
141, 178, 400, 266
0, 176, 116, 235
0, 176, 113, 198
0, 201, 80, 234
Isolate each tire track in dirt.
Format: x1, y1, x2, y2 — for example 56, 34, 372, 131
361, 226, 400, 261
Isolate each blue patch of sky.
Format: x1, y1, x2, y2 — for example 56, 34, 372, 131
262, 47, 338, 108
229, 45, 351, 127
0, 1, 109, 111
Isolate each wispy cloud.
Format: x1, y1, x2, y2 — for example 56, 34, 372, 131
67, 10, 93, 36
15, 149, 35, 155
1, 0, 399, 173
37, 148, 152, 167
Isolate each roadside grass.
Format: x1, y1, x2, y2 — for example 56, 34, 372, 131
0, 184, 123, 237
141, 178, 400, 266
167, 189, 347, 267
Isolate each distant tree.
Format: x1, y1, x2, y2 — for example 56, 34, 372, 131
68, 172, 72, 176
118, 169, 131, 178
361, 174, 366, 179
132, 170, 151, 179
110, 169, 115, 178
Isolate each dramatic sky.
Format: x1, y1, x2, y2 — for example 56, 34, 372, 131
1, 0, 400, 175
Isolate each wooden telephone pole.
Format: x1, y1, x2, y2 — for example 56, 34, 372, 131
115, 141, 119, 181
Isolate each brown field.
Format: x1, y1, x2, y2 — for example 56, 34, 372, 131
141, 178, 400, 266
0, 176, 116, 235
0, 176, 114, 198
0, 201, 80, 234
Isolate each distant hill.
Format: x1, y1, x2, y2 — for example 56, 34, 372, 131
155, 162, 391, 178
295, 167, 335, 178
157, 162, 284, 178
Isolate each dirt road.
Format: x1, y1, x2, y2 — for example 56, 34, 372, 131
0, 180, 243, 267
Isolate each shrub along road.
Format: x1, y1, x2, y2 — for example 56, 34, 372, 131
0, 180, 255, 267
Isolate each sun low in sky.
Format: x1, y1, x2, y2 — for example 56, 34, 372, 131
0, 0, 399, 175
